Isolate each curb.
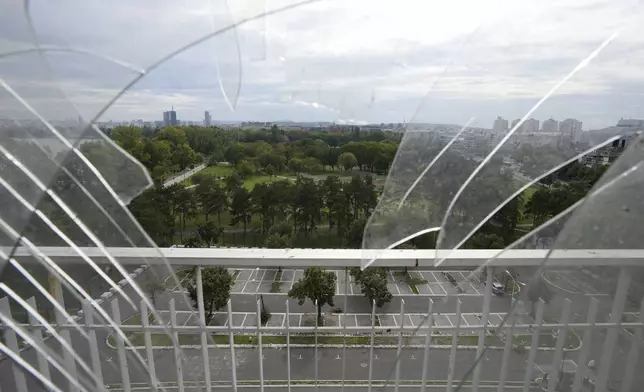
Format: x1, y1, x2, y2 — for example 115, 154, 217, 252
106, 341, 578, 352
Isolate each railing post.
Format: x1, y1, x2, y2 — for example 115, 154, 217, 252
342, 267, 348, 392
27, 297, 51, 382
315, 299, 319, 392
227, 299, 238, 392
169, 299, 185, 392
53, 277, 79, 392
368, 299, 376, 392
0, 296, 27, 392
83, 300, 103, 390
596, 268, 631, 392
523, 300, 545, 392
141, 300, 158, 392
498, 305, 516, 392
447, 299, 461, 392
257, 298, 264, 392
547, 298, 572, 392
286, 300, 291, 392
395, 298, 405, 392
420, 298, 434, 392
572, 297, 598, 392
620, 297, 644, 392
196, 266, 212, 392
473, 266, 493, 392
111, 297, 131, 392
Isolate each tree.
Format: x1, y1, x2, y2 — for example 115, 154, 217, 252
172, 143, 197, 170
338, 152, 358, 171
350, 267, 393, 307
187, 267, 233, 322
288, 267, 336, 325
229, 187, 252, 243
526, 278, 552, 318
467, 233, 505, 249
197, 182, 228, 224
183, 236, 204, 248
346, 217, 367, 248
323, 176, 351, 234
265, 233, 291, 248
175, 188, 196, 242
197, 221, 223, 247
237, 160, 255, 178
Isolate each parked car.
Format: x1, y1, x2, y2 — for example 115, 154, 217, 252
492, 282, 505, 295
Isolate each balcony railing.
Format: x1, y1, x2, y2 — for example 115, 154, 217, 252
1, 248, 643, 392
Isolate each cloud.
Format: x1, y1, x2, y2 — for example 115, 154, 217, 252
1, 0, 644, 128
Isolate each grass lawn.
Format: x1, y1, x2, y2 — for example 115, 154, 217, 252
201, 165, 235, 177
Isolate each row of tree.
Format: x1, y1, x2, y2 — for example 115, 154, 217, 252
128, 172, 380, 248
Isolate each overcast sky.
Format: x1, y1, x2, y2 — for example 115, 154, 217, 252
2, 0, 644, 129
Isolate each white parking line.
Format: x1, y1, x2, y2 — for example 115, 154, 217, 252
254, 269, 268, 294
389, 270, 401, 295
240, 271, 254, 293
461, 314, 470, 327
446, 314, 454, 326
336, 270, 341, 295
290, 270, 299, 290
240, 314, 248, 327
392, 315, 399, 327
354, 314, 358, 327
407, 315, 415, 327
183, 313, 194, 326
298, 314, 303, 327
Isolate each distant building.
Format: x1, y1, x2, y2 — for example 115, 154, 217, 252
541, 118, 558, 133
163, 109, 178, 126
581, 135, 634, 166
511, 119, 521, 132
204, 111, 212, 126
523, 118, 539, 133
558, 118, 583, 145
493, 117, 508, 133
616, 118, 644, 127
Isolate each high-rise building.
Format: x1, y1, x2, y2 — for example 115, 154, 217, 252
541, 118, 558, 133
510, 119, 521, 131
559, 118, 582, 143
163, 109, 178, 127
493, 116, 508, 133
204, 111, 211, 126
523, 118, 539, 133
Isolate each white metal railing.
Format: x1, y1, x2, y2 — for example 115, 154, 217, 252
0, 252, 643, 392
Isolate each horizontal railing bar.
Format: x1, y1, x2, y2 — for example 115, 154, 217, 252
6, 247, 644, 268
4, 322, 642, 333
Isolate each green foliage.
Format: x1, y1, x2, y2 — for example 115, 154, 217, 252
288, 268, 336, 325
338, 152, 358, 170
350, 267, 393, 307
187, 267, 234, 321
183, 236, 204, 248
467, 233, 505, 249
197, 221, 223, 246
265, 233, 291, 248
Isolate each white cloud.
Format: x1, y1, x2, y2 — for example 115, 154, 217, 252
1, 0, 644, 128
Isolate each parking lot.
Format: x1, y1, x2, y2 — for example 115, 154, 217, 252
542, 269, 605, 295
169, 268, 488, 297
150, 310, 537, 334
